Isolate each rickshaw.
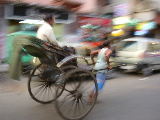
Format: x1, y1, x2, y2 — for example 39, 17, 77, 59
23, 36, 98, 120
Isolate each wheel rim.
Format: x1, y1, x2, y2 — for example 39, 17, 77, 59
28, 64, 62, 104
55, 68, 98, 120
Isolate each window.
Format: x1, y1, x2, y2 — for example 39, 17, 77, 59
153, 43, 160, 51
116, 41, 137, 51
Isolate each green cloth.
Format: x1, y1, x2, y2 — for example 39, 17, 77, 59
7, 31, 36, 64
9, 35, 69, 80
9, 35, 46, 80
9, 36, 32, 80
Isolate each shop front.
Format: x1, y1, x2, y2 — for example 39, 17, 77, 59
134, 21, 156, 37
4, 3, 74, 40
2, 2, 75, 68
111, 15, 131, 43
111, 3, 133, 43
78, 16, 112, 48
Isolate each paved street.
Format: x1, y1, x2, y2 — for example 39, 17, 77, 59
0, 71, 160, 120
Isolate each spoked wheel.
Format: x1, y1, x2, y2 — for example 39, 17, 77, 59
28, 64, 77, 104
55, 68, 98, 120
28, 63, 61, 104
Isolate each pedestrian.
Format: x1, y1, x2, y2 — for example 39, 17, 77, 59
37, 14, 59, 46
88, 41, 112, 103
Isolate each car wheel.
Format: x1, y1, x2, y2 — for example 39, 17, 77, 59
142, 67, 153, 76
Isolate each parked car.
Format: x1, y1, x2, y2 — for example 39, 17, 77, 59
115, 37, 160, 76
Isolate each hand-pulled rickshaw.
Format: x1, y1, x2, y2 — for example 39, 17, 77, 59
23, 36, 98, 120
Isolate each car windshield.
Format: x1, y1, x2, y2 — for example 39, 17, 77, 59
116, 41, 138, 51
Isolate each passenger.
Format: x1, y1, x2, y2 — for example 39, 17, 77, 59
37, 14, 59, 46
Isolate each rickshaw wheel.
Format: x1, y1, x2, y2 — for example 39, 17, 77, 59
28, 64, 77, 104
55, 68, 98, 120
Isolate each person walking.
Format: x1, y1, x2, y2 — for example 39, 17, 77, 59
88, 41, 112, 103
37, 15, 59, 46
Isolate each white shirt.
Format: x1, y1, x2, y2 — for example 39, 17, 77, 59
37, 22, 58, 46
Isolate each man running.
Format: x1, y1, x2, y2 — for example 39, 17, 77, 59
88, 41, 112, 103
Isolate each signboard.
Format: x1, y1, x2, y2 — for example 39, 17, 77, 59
136, 22, 156, 30
113, 24, 126, 29
112, 16, 130, 29
134, 30, 149, 36
114, 3, 130, 17
112, 16, 130, 25
134, 11, 156, 22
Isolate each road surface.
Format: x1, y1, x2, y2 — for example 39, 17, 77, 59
0, 71, 160, 120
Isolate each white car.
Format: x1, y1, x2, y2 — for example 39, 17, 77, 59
115, 37, 160, 76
